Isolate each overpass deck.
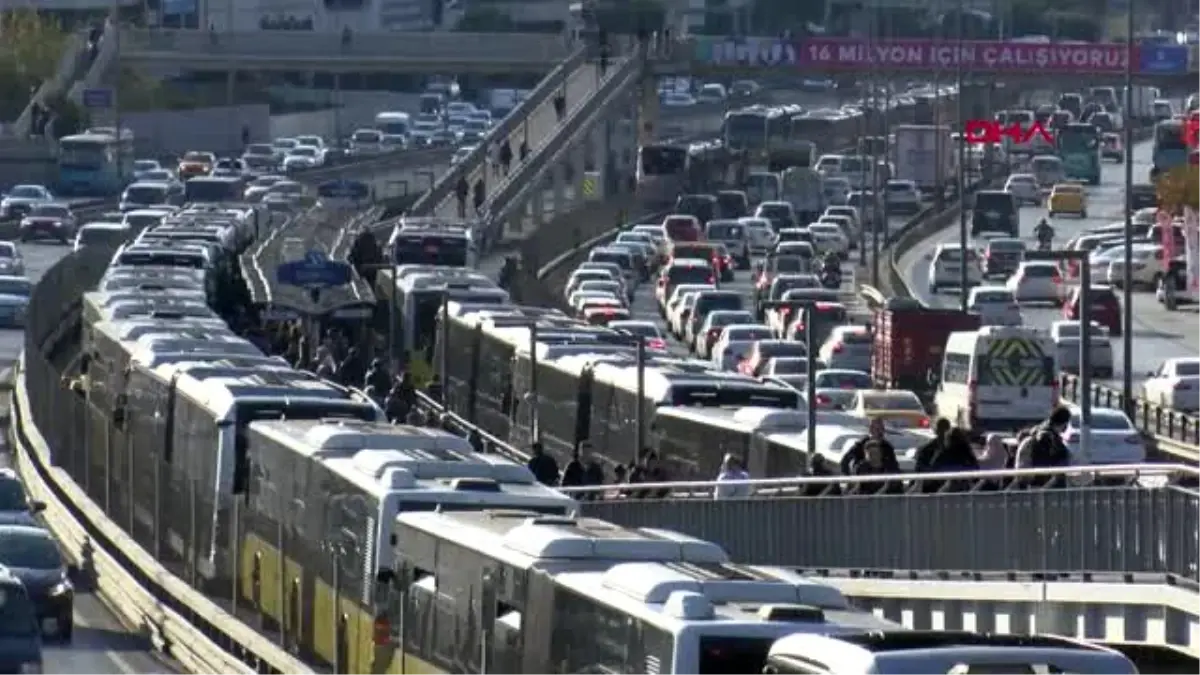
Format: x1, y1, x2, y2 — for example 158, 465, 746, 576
119, 28, 572, 73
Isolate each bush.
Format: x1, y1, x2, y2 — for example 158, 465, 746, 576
43, 94, 86, 139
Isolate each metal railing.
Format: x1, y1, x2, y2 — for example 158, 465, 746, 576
561, 466, 1200, 584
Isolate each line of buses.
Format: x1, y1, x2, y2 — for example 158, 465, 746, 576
55, 186, 1149, 673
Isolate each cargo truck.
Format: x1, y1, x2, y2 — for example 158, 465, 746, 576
871, 303, 982, 405
892, 125, 955, 197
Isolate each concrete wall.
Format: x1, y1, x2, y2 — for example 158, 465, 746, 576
121, 104, 272, 156
269, 99, 416, 140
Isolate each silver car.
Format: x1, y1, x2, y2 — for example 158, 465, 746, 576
1004, 173, 1041, 206
1050, 320, 1114, 378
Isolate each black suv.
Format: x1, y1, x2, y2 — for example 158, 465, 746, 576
970, 190, 1019, 237
0, 526, 75, 642
0, 566, 44, 671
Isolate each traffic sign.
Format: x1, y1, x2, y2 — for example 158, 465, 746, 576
316, 179, 371, 200
81, 88, 113, 109
275, 250, 353, 289
1139, 45, 1189, 73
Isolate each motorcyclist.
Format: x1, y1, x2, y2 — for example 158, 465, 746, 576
820, 251, 841, 276
1035, 218, 1055, 245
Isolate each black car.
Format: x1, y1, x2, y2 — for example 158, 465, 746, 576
1129, 183, 1157, 211
0, 569, 42, 672
0, 526, 74, 641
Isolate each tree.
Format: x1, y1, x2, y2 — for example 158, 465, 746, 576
0, 10, 69, 119
1157, 165, 1199, 215
43, 94, 86, 139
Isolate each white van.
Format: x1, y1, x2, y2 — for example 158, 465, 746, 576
374, 111, 411, 145
934, 326, 1058, 433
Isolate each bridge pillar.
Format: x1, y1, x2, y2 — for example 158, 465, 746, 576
552, 160, 568, 215
571, 140, 586, 203
591, 121, 610, 199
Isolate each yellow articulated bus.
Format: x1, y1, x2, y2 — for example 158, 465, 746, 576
371, 509, 899, 674
235, 419, 575, 673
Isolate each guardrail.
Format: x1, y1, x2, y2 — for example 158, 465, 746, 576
8, 358, 313, 674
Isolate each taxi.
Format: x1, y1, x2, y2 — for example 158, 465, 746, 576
847, 389, 931, 429
1047, 183, 1088, 218
177, 150, 215, 179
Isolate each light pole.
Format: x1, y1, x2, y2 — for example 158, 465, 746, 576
1028, 250, 1095, 462
762, 300, 819, 459
1120, 0, 1135, 415
956, 3, 969, 313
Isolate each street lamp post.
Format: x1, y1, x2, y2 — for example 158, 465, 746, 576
762, 300, 819, 460
1120, 0, 1135, 415
1028, 250, 1095, 461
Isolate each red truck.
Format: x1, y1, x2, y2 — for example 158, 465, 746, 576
871, 305, 981, 402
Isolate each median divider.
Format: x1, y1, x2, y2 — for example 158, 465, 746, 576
7, 356, 312, 675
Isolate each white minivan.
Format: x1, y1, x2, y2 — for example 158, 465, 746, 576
934, 325, 1058, 433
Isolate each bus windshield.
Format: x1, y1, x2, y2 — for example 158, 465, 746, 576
1057, 126, 1098, 152
393, 234, 469, 267
725, 113, 766, 146
640, 145, 688, 175
1155, 121, 1188, 152
59, 138, 109, 169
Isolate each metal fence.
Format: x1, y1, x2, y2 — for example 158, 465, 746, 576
578, 485, 1200, 583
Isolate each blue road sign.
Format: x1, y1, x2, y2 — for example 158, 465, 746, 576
317, 179, 371, 200
81, 88, 113, 109
1139, 45, 1188, 74
275, 250, 353, 289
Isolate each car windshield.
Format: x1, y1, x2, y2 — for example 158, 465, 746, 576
291, 147, 317, 157
817, 371, 872, 388
245, 144, 273, 156
8, 187, 43, 199
1070, 411, 1131, 430
183, 152, 211, 163
143, 170, 173, 182
134, 160, 159, 170
1175, 361, 1200, 377
614, 323, 661, 338
938, 248, 977, 262
29, 204, 68, 218
974, 290, 1014, 304
352, 130, 381, 143
770, 358, 809, 373
1022, 264, 1058, 277
0, 531, 60, 569
78, 227, 129, 247
124, 185, 166, 203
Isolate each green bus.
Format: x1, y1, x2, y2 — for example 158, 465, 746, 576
1055, 122, 1101, 185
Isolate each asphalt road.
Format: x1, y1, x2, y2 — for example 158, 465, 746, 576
897, 138, 1199, 400
1, 239, 172, 674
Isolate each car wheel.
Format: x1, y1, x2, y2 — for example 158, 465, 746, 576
57, 616, 72, 642
1080, 211, 1088, 218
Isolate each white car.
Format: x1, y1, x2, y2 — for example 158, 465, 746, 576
818, 214, 857, 248
668, 288, 708, 338
818, 325, 873, 372
695, 83, 727, 104
1141, 357, 1200, 412
1005, 261, 1064, 304
73, 221, 131, 252
808, 223, 849, 258
693, 309, 757, 358
132, 159, 164, 181
1104, 243, 1166, 290
576, 278, 630, 303
0, 242, 24, 276
660, 280, 713, 318
711, 324, 774, 371
845, 191, 877, 228
1050, 320, 1114, 378
662, 92, 696, 108
967, 286, 1023, 326
738, 217, 776, 254
1062, 405, 1146, 465
884, 179, 922, 215
348, 129, 384, 156
0, 184, 53, 219
1004, 173, 1041, 205
928, 243, 982, 294
244, 174, 288, 202
822, 176, 851, 205
565, 269, 622, 300
568, 289, 624, 313
282, 146, 325, 171
294, 135, 326, 151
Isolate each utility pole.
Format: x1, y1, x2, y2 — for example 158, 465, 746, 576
1119, 0, 1135, 415
956, 2, 968, 313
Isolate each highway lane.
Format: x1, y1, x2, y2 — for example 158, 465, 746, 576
0, 240, 173, 674
897, 138, 1199, 398
428, 62, 603, 221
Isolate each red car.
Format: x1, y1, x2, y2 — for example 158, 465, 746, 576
1063, 285, 1122, 336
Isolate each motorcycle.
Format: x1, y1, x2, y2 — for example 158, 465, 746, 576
820, 268, 842, 289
